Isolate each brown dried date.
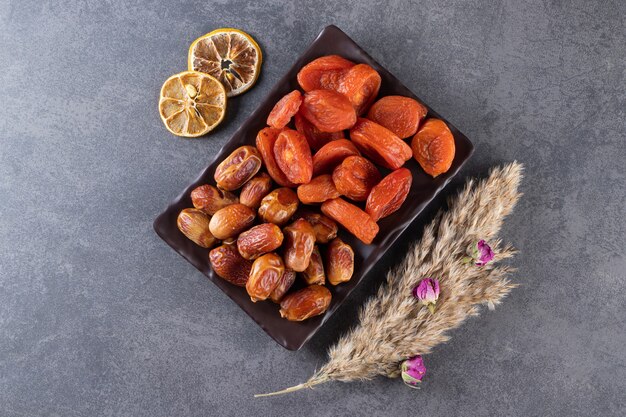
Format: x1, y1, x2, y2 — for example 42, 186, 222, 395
332, 155, 381, 201
239, 172, 272, 209
321, 198, 379, 244
296, 174, 340, 204
246, 253, 285, 302
214, 145, 262, 191
269, 269, 296, 303
258, 188, 299, 226
190, 184, 238, 215
279, 284, 332, 321
209, 244, 252, 287
177, 208, 218, 248
294, 211, 338, 243
365, 168, 412, 221
326, 237, 354, 285
282, 218, 316, 272
208, 203, 256, 240
236, 223, 284, 260
302, 245, 325, 285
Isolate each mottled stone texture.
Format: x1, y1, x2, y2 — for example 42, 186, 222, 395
0, 0, 624, 416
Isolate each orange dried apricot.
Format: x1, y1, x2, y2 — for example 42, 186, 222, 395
337, 64, 381, 115
321, 197, 379, 244
312, 139, 361, 176
297, 174, 340, 204
349, 118, 412, 170
367, 95, 427, 139
332, 156, 381, 202
273, 129, 313, 184
411, 118, 455, 177
365, 168, 412, 221
300, 90, 357, 133
255, 127, 295, 187
267, 90, 302, 129
294, 112, 344, 151
297, 55, 355, 92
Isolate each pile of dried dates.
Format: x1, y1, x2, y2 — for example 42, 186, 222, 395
177, 55, 456, 321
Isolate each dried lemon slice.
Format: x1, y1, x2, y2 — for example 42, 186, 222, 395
188, 28, 262, 97
158, 71, 227, 137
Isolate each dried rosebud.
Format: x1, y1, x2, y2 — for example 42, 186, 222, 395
412, 278, 440, 314
464, 239, 495, 266
401, 355, 426, 388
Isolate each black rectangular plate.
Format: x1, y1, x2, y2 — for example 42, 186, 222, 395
154, 25, 473, 350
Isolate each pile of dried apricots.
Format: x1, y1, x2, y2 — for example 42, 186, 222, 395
177, 55, 456, 322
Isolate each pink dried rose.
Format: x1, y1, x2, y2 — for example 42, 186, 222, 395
463, 239, 495, 266
401, 355, 426, 388
412, 278, 440, 313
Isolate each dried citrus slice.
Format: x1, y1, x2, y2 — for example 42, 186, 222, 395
158, 71, 227, 137
188, 28, 262, 97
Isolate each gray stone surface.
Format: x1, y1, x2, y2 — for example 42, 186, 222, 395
1, 0, 624, 415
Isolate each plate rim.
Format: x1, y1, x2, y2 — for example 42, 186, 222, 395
153, 24, 474, 350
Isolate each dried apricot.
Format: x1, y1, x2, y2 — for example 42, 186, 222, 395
411, 118, 455, 177
321, 198, 379, 244
294, 112, 344, 151
214, 145, 262, 191
337, 64, 381, 115
267, 90, 302, 129
332, 155, 381, 201
255, 127, 295, 187
273, 129, 313, 184
297, 55, 355, 92
279, 284, 332, 321
365, 168, 412, 221
349, 118, 412, 170
300, 90, 357, 133
367, 95, 427, 138
312, 139, 361, 176
297, 174, 340, 204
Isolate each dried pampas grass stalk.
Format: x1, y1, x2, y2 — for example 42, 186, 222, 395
256, 162, 523, 397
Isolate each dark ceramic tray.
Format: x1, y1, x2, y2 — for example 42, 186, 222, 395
154, 25, 473, 350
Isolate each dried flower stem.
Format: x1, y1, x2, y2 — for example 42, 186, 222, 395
256, 162, 523, 396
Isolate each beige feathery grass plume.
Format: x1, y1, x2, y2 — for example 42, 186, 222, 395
256, 162, 524, 396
